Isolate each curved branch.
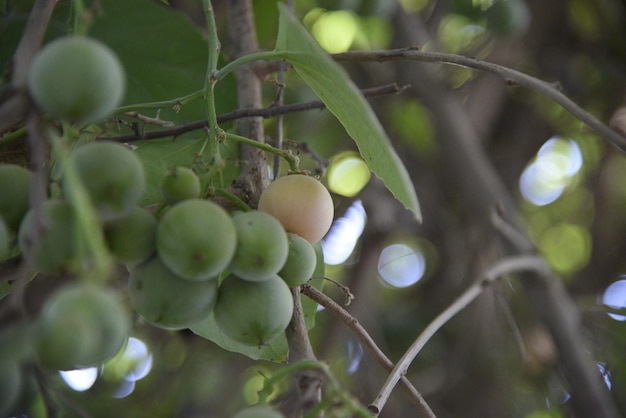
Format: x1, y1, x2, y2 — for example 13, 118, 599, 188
333, 48, 626, 152
301, 283, 437, 418
368, 255, 551, 416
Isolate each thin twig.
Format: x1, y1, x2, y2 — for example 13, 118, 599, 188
333, 48, 626, 152
102, 84, 407, 142
301, 284, 437, 418
368, 255, 550, 416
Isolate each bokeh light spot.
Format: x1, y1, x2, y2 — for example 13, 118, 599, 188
322, 200, 366, 265
311, 10, 358, 53
327, 151, 371, 198
519, 137, 583, 206
378, 243, 426, 288
59, 367, 98, 392
538, 223, 590, 275
600, 278, 626, 321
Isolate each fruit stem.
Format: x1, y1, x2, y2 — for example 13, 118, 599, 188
69, 0, 89, 36
225, 132, 300, 172
211, 188, 251, 211
202, 0, 222, 164
49, 132, 113, 283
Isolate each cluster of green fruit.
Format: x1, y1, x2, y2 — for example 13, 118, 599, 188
1, 139, 334, 374
131, 169, 334, 347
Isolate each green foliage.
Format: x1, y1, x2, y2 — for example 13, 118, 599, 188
273, 4, 421, 221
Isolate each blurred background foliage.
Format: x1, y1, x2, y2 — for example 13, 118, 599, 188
2, 0, 626, 417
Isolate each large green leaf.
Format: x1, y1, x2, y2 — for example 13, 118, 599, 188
89, 0, 236, 125
274, 4, 421, 221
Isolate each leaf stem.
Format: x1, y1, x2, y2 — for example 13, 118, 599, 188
214, 50, 285, 82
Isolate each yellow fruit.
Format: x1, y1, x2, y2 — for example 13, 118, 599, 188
258, 175, 334, 243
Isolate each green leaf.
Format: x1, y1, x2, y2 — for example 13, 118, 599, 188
133, 137, 240, 206
274, 4, 421, 221
88, 0, 236, 124
190, 313, 288, 363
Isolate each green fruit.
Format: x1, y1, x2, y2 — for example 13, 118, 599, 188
258, 175, 334, 243
68, 141, 145, 222
279, 233, 316, 288
36, 284, 130, 370
161, 167, 201, 204
0, 164, 32, 229
233, 406, 285, 418
105, 206, 157, 265
18, 200, 77, 273
28, 36, 125, 123
156, 199, 236, 280
214, 275, 293, 346
129, 256, 218, 329
229, 211, 289, 282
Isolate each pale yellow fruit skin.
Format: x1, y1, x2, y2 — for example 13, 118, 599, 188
258, 175, 334, 243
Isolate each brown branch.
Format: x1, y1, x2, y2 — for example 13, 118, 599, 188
301, 283, 437, 418
333, 48, 626, 153
0, 0, 58, 135
102, 83, 407, 143
389, 9, 621, 418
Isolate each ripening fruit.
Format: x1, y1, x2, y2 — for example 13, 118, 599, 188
279, 233, 317, 288
213, 274, 293, 346
28, 36, 125, 123
18, 200, 76, 274
229, 211, 289, 282
104, 206, 157, 265
129, 256, 218, 329
156, 199, 236, 280
0, 164, 32, 230
233, 406, 285, 418
258, 175, 334, 243
36, 284, 130, 370
161, 167, 201, 204
68, 141, 145, 222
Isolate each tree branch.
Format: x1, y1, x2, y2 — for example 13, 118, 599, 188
0, 0, 58, 135
101, 84, 407, 143
301, 283, 436, 418
368, 255, 550, 416
333, 48, 626, 153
